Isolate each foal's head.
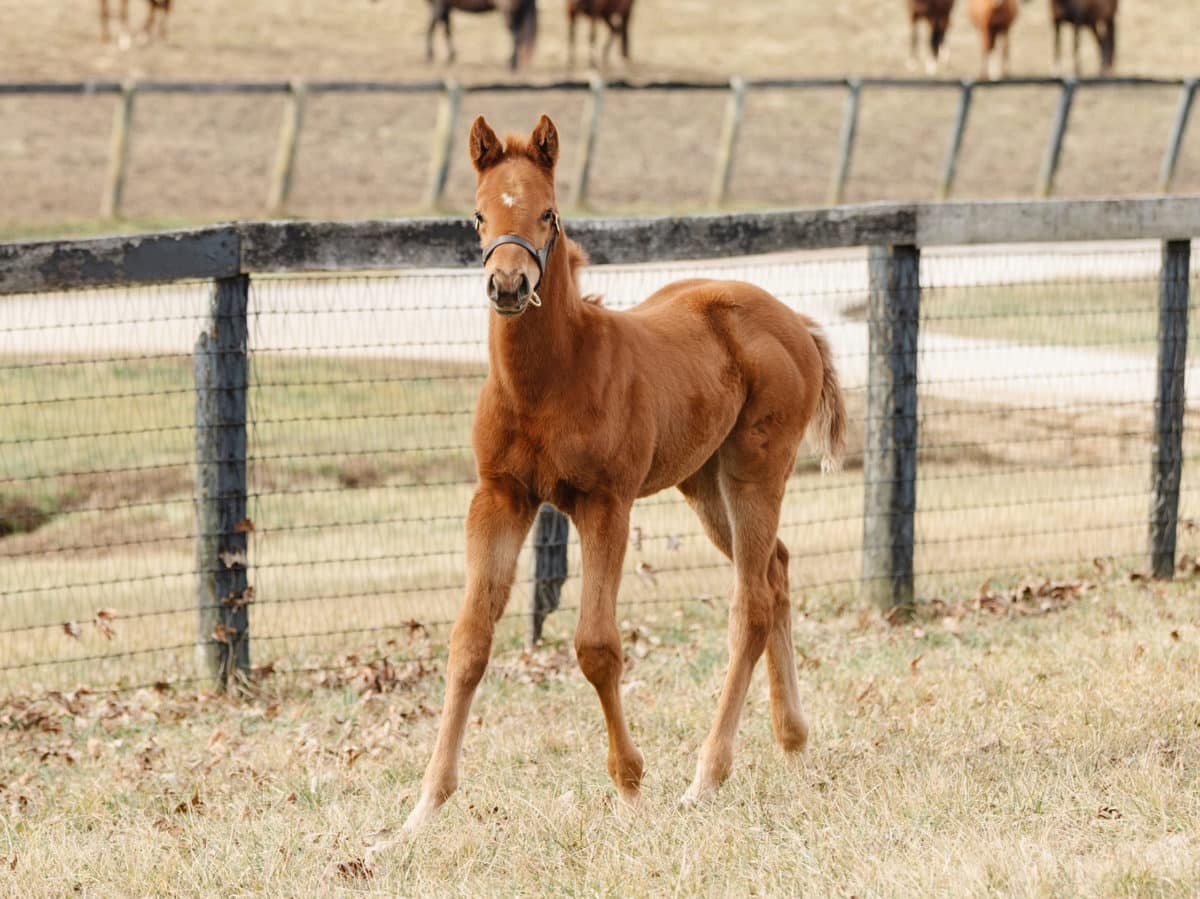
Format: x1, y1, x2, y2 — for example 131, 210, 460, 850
470, 114, 560, 317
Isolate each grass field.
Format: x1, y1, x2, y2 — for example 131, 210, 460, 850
1, 0, 1199, 234
2, 576, 1199, 896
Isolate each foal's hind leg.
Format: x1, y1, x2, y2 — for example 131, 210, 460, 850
682, 452, 793, 804
679, 460, 808, 757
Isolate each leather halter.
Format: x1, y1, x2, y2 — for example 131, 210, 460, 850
480, 213, 560, 307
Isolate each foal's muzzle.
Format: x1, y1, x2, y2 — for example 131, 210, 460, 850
487, 270, 534, 316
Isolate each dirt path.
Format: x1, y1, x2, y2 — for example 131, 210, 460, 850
3, 240, 1195, 408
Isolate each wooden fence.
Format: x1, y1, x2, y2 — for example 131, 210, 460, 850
2, 76, 1198, 218
0, 197, 1196, 681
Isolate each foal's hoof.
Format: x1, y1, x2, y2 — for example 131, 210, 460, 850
679, 779, 718, 809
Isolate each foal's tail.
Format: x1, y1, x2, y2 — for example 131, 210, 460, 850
803, 318, 846, 474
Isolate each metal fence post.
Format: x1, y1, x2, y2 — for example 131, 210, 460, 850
266, 80, 307, 215
709, 77, 747, 208
828, 78, 862, 205
938, 80, 974, 201
1149, 240, 1191, 579
862, 244, 920, 611
195, 274, 251, 689
528, 504, 569, 647
425, 79, 462, 210
568, 75, 605, 209
1036, 79, 1076, 198
100, 81, 136, 219
1160, 79, 1198, 193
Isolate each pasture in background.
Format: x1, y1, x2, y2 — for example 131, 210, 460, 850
1, 0, 1199, 231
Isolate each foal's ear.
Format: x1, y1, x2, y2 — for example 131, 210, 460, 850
529, 114, 559, 171
469, 116, 504, 172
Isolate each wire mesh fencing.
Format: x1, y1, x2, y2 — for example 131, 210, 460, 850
0, 239, 1197, 694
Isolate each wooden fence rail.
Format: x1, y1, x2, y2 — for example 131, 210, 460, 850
0, 197, 1196, 672
2, 76, 1197, 219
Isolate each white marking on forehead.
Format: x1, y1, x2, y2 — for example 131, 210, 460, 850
501, 192, 516, 207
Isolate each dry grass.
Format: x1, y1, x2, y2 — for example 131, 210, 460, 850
2, 575, 1199, 896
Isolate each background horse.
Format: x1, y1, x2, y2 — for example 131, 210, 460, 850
99, 0, 172, 43
423, 0, 538, 70
969, 0, 1023, 80
401, 113, 846, 832
1050, 0, 1118, 75
906, 0, 956, 74
567, 0, 635, 69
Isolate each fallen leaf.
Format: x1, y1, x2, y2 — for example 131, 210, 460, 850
233, 519, 255, 533
634, 561, 658, 587
1170, 630, 1181, 642
62, 622, 81, 640
222, 586, 254, 609
909, 654, 924, 677
336, 858, 373, 881
94, 608, 117, 621
1097, 805, 1123, 820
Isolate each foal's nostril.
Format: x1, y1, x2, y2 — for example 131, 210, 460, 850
486, 273, 499, 301
518, 273, 530, 298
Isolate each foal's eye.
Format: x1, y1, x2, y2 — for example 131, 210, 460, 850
541, 209, 555, 223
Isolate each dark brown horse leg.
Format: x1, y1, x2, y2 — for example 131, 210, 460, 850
601, 17, 618, 67
1071, 23, 1081, 77
588, 16, 598, 68
618, 6, 631, 61
567, 9, 577, 69
572, 494, 644, 804
402, 480, 537, 831
1052, 19, 1061, 73
1099, 18, 1115, 76
930, 18, 947, 73
444, 9, 457, 63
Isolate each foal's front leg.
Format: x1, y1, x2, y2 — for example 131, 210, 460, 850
403, 479, 536, 832
573, 494, 644, 803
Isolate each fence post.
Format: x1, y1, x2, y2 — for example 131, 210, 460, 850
528, 504, 569, 647
1036, 78, 1076, 198
266, 80, 307, 216
709, 77, 747, 208
568, 75, 605, 209
1159, 79, 1198, 193
937, 80, 974, 201
1149, 240, 1191, 579
425, 79, 462, 210
862, 244, 920, 611
100, 81, 136, 219
828, 78, 862, 205
194, 274, 251, 689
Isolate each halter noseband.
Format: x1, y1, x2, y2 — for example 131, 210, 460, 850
480, 213, 560, 309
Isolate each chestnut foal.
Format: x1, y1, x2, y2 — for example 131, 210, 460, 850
402, 115, 845, 832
